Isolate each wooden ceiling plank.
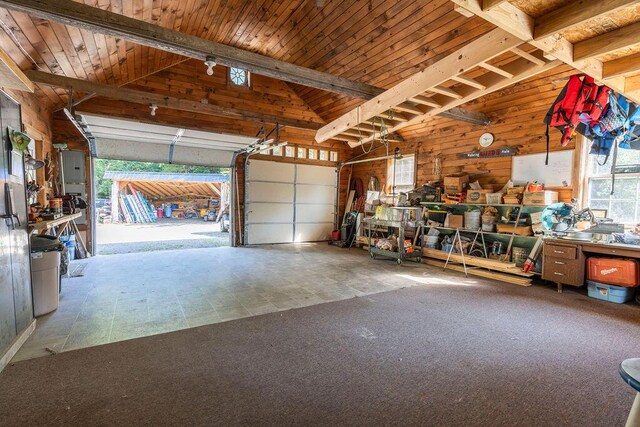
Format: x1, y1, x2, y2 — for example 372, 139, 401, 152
573, 21, 640, 61
534, 0, 640, 40
315, 27, 523, 143
603, 52, 640, 78
0, 0, 385, 99
451, 74, 487, 90
28, 69, 325, 130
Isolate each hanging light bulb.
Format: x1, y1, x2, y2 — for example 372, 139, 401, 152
204, 56, 216, 76
150, 104, 158, 116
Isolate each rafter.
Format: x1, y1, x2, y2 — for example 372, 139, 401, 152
534, 0, 640, 40
603, 53, 640, 78
573, 21, 640, 61
449, 0, 640, 104
27, 70, 325, 130
315, 28, 557, 144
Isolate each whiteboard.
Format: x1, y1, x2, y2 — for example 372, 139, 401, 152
511, 150, 574, 187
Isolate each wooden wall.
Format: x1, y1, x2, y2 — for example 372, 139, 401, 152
4, 88, 54, 206
348, 65, 577, 202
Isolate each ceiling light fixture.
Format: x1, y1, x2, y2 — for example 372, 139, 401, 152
204, 56, 217, 76
150, 104, 158, 116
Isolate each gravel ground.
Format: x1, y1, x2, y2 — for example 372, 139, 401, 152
96, 218, 229, 255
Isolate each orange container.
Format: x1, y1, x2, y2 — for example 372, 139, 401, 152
586, 257, 639, 287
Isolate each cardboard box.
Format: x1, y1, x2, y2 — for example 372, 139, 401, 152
444, 175, 469, 193
507, 186, 525, 195
444, 214, 463, 228
503, 195, 521, 205
523, 190, 558, 206
466, 189, 492, 204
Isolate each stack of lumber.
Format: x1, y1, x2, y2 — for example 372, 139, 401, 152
421, 248, 533, 286
118, 184, 156, 224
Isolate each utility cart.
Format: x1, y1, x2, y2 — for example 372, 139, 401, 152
363, 206, 423, 265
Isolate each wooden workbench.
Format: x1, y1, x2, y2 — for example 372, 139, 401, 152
28, 212, 82, 237
542, 238, 640, 292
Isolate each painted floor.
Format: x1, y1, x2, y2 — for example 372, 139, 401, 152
13, 243, 450, 362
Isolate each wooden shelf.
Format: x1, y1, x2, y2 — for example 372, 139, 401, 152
420, 202, 546, 208
28, 212, 81, 236
422, 224, 538, 239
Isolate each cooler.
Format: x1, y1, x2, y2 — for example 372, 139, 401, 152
586, 257, 639, 287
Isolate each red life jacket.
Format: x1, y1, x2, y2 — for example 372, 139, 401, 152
543, 74, 596, 164
580, 84, 612, 124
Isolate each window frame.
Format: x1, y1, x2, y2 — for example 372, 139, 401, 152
386, 153, 416, 194
229, 67, 250, 87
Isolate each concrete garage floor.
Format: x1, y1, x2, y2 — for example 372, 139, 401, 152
13, 243, 443, 361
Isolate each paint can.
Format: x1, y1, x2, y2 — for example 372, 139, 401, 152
464, 210, 481, 230
512, 246, 530, 268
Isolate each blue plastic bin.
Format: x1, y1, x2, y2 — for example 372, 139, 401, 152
587, 280, 636, 304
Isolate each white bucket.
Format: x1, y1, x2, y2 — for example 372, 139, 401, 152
422, 235, 439, 248
464, 210, 481, 230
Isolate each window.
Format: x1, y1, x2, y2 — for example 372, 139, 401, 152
271, 146, 282, 156
285, 146, 294, 158
297, 147, 306, 158
308, 148, 317, 160
319, 150, 328, 161
229, 67, 249, 86
586, 148, 640, 224
387, 154, 415, 194
330, 151, 338, 162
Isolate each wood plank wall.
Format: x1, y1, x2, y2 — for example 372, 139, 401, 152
348, 65, 577, 203
4, 88, 54, 206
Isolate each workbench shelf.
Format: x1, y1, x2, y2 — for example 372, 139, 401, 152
421, 224, 539, 240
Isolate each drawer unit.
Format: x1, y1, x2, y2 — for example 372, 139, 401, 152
542, 241, 585, 289
545, 244, 577, 260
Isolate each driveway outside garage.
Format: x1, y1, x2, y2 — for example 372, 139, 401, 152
97, 218, 229, 254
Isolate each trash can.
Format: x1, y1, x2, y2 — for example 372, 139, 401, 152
30, 235, 64, 317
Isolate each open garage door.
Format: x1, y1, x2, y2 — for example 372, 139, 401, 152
80, 115, 256, 167
245, 160, 336, 245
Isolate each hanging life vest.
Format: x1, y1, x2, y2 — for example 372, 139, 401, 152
543, 74, 596, 164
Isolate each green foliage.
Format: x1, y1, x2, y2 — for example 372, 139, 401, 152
95, 159, 230, 199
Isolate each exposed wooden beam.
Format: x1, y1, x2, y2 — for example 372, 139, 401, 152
574, 21, 640, 61
430, 85, 463, 99
0, 48, 34, 92
410, 96, 442, 108
451, 75, 487, 90
27, 70, 324, 130
315, 28, 522, 143
482, 0, 508, 11
534, 0, 640, 40
450, 0, 637, 103
0, 0, 382, 99
346, 58, 560, 147
626, 75, 640, 92
509, 47, 546, 66
478, 62, 514, 78
603, 52, 640, 78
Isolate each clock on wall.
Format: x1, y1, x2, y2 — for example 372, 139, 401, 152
479, 132, 494, 148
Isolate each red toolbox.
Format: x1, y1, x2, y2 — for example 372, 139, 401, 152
586, 258, 639, 287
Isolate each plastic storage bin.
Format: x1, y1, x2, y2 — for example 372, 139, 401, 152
587, 280, 636, 304
586, 257, 639, 287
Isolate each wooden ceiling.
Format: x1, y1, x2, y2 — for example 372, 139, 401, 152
0, 0, 639, 146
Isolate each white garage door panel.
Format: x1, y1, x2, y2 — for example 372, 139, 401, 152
248, 203, 294, 223
295, 223, 332, 242
295, 184, 335, 203
249, 161, 295, 182
296, 164, 336, 185
245, 160, 336, 245
248, 224, 293, 244
248, 182, 294, 203
295, 205, 334, 223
